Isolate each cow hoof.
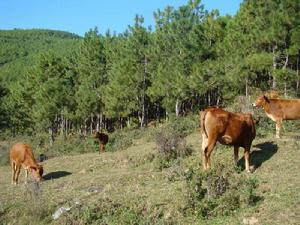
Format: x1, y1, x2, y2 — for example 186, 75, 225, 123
247, 166, 255, 173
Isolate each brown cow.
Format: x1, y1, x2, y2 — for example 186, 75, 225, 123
94, 131, 109, 153
10, 143, 44, 185
200, 107, 256, 172
253, 95, 300, 138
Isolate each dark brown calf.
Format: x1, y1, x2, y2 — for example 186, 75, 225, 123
94, 132, 109, 153
200, 107, 256, 172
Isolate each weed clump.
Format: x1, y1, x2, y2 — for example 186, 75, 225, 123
21, 179, 51, 223
106, 128, 135, 151
184, 163, 260, 219
154, 122, 192, 169
0, 142, 9, 166
61, 197, 177, 225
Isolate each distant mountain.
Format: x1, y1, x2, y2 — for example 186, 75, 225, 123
0, 29, 81, 82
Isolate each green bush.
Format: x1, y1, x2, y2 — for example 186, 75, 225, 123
106, 128, 136, 152
0, 142, 10, 166
152, 115, 198, 170
61, 197, 176, 225
168, 114, 199, 136
154, 124, 192, 170
23, 180, 50, 220
184, 163, 260, 219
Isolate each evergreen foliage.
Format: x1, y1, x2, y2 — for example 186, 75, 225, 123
0, 0, 299, 139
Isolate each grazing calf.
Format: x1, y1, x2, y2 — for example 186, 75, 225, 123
200, 107, 256, 172
253, 94, 300, 138
10, 143, 44, 185
94, 131, 109, 153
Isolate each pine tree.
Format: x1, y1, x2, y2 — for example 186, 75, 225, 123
75, 27, 107, 133
104, 16, 151, 128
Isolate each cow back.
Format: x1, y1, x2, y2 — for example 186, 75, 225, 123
201, 108, 255, 147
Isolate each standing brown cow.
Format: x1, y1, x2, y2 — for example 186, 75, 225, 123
10, 143, 44, 185
253, 95, 300, 138
200, 107, 256, 172
94, 131, 109, 153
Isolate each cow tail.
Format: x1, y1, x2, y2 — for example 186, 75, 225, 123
200, 110, 208, 138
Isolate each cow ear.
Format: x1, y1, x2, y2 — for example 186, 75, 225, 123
30, 166, 37, 171
263, 95, 270, 103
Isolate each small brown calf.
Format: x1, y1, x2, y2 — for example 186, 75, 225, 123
253, 94, 300, 138
10, 143, 44, 185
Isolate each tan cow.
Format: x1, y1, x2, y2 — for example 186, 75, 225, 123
94, 131, 109, 153
10, 143, 44, 185
200, 107, 256, 172
253, 94, 300, 138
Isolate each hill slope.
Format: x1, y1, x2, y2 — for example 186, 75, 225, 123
0, 29, 81, 82
0, 131, 300, 224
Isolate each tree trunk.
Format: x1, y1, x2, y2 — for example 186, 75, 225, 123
65, 118, 68, 137
245, 76, 249, 98
48, 127, 54, 146
141, 57, 147, 128
297, 50, 300, 90
84, 119, 88, 137
207, 91, 211, 106
272, 45, 277, 89
156, 103, 160, 122
100, 113, 103, 130
175, 98, 180, 117
283, 53, 289, 97
216, 87, 220, 106
165, 110, 169, 122
60, 112, 64, 137
90, 113, 93, 135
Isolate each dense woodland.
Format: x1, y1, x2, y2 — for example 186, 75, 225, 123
0, 0, 299, 139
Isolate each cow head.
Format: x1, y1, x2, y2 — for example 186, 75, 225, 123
29, 164, 44, 182
253, 95, 270, 107
93, 131, 101, 139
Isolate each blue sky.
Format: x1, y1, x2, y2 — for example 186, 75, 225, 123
0, 0, 242, 36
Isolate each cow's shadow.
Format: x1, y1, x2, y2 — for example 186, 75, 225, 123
43, 171, 72, 180
238, 141, 278, 170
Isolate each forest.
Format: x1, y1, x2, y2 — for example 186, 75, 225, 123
0, 0, 299, 140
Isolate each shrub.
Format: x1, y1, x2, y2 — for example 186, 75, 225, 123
106, 128, 136, 152
61, 197, 177, 225
154, 124, 192, 170
0, 142, 10, 166
168, 114, 199, 136
22, 179, 51, 223
184, 163, 260, 219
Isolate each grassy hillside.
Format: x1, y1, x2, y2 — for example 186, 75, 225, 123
0, 29, 81, 82
0, 124, 300, 224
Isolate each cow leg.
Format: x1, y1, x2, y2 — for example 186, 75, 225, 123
244, 148, 251, 173
11, 161, 16, 185
234, 146, 239, 165
206, 142, 216, 170
101, 143, 105, 152
24, 168, 29, 183
275, 120, 282, 138
201, 134, 208, 170
99, 143, 105, 153
202, 136, 217, 170
15, 165, 21, 184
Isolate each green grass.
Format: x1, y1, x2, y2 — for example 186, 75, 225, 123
1, 126, 300, 224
